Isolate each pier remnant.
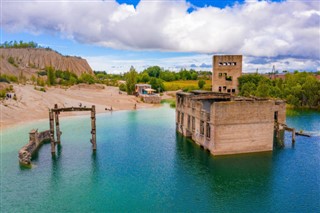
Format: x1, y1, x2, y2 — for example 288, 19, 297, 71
18, 129, 51, 166
50, 105, 97, 154
18, 105, 97, 166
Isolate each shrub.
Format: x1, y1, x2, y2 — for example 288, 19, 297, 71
119, 83, 126, 91
198, 79, 206, 89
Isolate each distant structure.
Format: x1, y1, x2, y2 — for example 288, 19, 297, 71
135, 84, 161, 104
212, 55, 242, 94
176, 91, 286, 155
135, 84, 152, 95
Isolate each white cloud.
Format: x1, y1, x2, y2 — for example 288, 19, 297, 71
2, 0, 320, 71
86, 54, 319, 73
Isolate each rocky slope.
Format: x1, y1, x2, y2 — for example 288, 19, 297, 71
0, 48, 93, 77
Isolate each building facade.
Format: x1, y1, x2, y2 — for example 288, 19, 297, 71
176, 91, 286, 156
212, 55, 242, 94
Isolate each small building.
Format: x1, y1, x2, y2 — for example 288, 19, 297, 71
135, 84, 161, 104
135, 84, 152, 95
212, 55, 242, 94
176, 91, 286, 156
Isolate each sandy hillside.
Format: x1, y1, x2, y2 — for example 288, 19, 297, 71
0, 48, 92, 77
1, 84, 158, 130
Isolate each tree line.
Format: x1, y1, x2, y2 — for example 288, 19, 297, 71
116, 65, 211, 94
1, 40, 41, 49
238, 72, 320, 109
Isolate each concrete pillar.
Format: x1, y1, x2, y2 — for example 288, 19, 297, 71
91, 105, 97, 150
292, 128, 296, 143
54, 104, 61, 144
29, 129, 38, 142
49, 110, 55, 154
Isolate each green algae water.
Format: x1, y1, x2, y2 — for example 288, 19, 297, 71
1, 105, 319, 212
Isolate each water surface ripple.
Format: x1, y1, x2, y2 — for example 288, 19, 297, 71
1, 105, 319, 212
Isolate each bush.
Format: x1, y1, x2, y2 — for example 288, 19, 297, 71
119, 83, 126, 91
198, 79, 206, 89
79, 73, 95, 84
8, 56, 14, 64
0, 74, 18, 83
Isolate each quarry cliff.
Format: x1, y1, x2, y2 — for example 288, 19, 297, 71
0, 48, 93, 76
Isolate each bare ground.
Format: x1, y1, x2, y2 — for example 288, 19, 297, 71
1, 84, 160, 130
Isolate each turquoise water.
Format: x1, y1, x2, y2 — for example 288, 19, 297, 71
1, 105, 319, 212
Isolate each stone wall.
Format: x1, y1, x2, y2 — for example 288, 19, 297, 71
141, 95, 161, 104
18, 129, 51, 166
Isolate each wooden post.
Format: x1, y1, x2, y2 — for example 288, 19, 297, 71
91, 105, 97, 150
54, 104, 61, 144
292, 128, 296, 144
49, 109, 55, 154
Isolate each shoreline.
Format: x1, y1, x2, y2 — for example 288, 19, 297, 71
1, 106, 161, 132
1, 84, 164, 131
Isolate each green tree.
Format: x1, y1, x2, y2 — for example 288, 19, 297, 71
302, 76, 320, 107
149, 77, 164, 92
198, 79, 205, 89
145, 66, 161, 78
46, 66, 56, 86
125, 66, 138, 95
240, 82, 256, 97
140, 73, 150, 83
255, 81, 270, 98
191, 72, 198, 80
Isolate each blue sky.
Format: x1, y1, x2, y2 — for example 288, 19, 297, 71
2, 0, 319, 73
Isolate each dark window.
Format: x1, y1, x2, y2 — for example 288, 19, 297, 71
200, 120, 204, 135
225, 76, 233, 81
233, 62, 237, 66
274, 111, 278, 122
227, 89, 231, 93
218, 86, 222, 92
232, 89, 235, 93
218, 73, 222, 77
206, 123, 210, 138
192, 117, 195, 132
219, 62, 223, 66
223, 86, 227, 91
188, 115, 191, 129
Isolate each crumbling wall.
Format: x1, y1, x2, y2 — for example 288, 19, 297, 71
142, 95, 161, 104
18, 129, 51, 166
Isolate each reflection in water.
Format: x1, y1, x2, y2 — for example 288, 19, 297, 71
91, 151, 99, 182
2, 106, 319, 212
175, 133, 273, 212
51, 144, 63, 188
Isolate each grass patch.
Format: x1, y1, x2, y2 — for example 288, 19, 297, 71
163, 80, 211, 91
161, 99, 176, 108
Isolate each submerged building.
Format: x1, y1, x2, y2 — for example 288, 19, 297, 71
176, 55, 286, 156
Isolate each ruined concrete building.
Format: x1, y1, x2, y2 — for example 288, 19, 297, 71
176, 55, 286, 156
212, 55, 242, 94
